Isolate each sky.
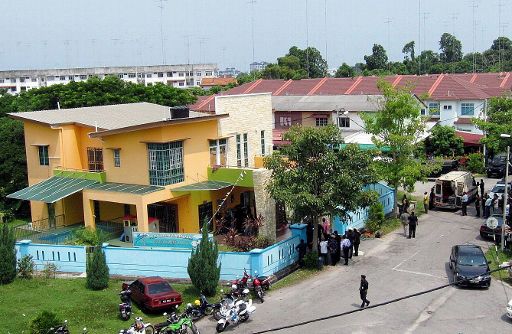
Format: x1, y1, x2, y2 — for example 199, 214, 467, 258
0, 0, 510, 72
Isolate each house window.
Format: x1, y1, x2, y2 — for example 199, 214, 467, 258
31, 77, 37, 82
260, 130, 265, 156
0, 79, 3, 83
20, 77, 25, 83
196, 72, 202, 76
38, 146, 49, 166
60, 76, 66, 80
47, 76, 54, 81
279, 116, 292, 127
236, 134, 242, 167
205, 71, 213, 76
443, 105, 452, 110
113, 149, 121, 167
68, 76, 74, 80
87, 148, 104, 171
428, 102, 440, 116
338, 117, 350, 128
146, 73, 152, 78
167, 72, 172, 76
158, 72, 164, 78
209, 139, 227, 166
461, 103, 475, 116
179, 72, 184, 77
147, 141, 184, 186
315, 117, 328, 127
128, 73, 136, 78
80, 75, 87, 80
243, 133, 249, 167
179, 82, 184, 87
118, 74, 123, 79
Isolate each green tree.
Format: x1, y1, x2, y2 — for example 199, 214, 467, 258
264, 125, 377, 249
427, 125, 464, 157
287, 46, 328, 78
364, 44, 388, 70
187, 222, 221, 296
86, 246, 109, 290
0, 223, 16, 284
335, 63, 355, 78
417, 50, 441, 74
402, 41, 416, 61
474, 96, 512, 153
439, 33, 463, 63
361, 80, 432, 213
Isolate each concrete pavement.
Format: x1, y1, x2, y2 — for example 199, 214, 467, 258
196, 204, 512, 333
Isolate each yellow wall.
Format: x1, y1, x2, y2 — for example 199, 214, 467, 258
63, 192, 84, 225
24, 122, 61, 184
98, 201, 124, 221
301, 112, 332, 128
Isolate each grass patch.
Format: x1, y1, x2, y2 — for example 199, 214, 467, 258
5, 219, 29, 228
0, 278, 222, 333
485, 247, 512, 284
272, 268, 322, 290
379, 218, 401, 236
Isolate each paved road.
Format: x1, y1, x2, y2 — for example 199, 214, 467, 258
197, 204, 512, 333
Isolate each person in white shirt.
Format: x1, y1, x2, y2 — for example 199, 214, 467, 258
319, 237, 329, 265
461, 192, 468, 216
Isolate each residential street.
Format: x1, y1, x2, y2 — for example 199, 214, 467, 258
197, 181, 512, 333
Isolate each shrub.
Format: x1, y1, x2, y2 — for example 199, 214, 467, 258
0, 223, 16, 284
366, 202, 385, 233
255, 235, 273, 249
187, 221, 221, 296
86, 246, 109, 290
67, 227, 109, 246
17, 254, 35, 279
467, 152, 485, 174
30, 310, 61, 334
303, 251, 320, 270
42, 262, 58, 279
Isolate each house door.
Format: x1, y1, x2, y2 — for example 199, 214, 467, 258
47, 203, 56, 229
148, 203, 178, 233
198, 202, 213, 232
93, 201, 100, 223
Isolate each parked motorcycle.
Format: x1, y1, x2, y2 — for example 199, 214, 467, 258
119, 317, 155, 334
119, 289, 133, 321
155, 311, 200, 334
233, 269, 271, 303
49, 320, 70, 334
216, 298, 256, 333
185, 295, 217, 321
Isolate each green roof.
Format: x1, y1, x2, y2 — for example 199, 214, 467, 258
172, 180, 233, 192
7, 176, 98, 204
7, 177, 165, 203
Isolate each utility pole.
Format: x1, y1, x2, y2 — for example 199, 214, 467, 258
498, 0, 504, 72
305, 0, 310, 78
324, 0, 328, 63
418, 0, 422, 75
248, 0, 257, 65
385, 17, 392, 70
156, 0, 168, 65
470, 0, 478, 73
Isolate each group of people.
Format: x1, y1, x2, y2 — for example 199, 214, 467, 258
318, 228, 362, 266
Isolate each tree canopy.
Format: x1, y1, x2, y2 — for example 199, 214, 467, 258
264, 125, 378, 248
474, 96, 512, 154
364, 44, 389, 71
439, 33, 463, 63
426, 125, 464, 157
260, 46, 328, 79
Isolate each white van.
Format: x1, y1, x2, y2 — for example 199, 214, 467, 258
434, 171, 478, 209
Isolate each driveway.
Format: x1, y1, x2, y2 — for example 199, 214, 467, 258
197, 202, 512, 333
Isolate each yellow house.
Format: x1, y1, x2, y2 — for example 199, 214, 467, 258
8, 93, 276, 238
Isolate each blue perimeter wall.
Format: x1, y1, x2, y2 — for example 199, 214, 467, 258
332, 182, 395, 235
15, 183, 394, 280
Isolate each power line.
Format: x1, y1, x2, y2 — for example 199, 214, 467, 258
251, 265, 512, 334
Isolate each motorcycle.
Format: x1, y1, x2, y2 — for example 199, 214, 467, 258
233, 269, 271, 303
155, 311, 200, 334
49, 320, 70, 334
216, 299, 256, 333
119, 289, 133, 321
185, 295, 217, 321
119, 317, 155, 334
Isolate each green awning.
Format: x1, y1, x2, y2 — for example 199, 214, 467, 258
88, 182, 164, 195
7, 176, 98, 204
172, 180, 233, 192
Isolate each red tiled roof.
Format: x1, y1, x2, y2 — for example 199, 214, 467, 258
455, 130, 483, 145
200, 77, 237, 86
318, 78, 357, 95
453, 118, 474, 125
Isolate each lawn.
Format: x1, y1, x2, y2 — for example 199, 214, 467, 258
271, 268, 322, 290
0, 278, 221, 333
485, 247, 512, 284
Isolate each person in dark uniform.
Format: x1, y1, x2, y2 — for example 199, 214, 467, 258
359, 275, 370, 308
353, 229, 361, 256
296, 239, 306, 267
429, 187, 435, 210
474, 194, 481, 217
480, 179, 485, 198
408, 211, 418, 238
346, 229, 355, 259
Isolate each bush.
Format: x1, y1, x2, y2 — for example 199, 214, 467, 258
30, 310, 61, 334
42, 262, 58, 279
187, 221, 221, 296
67, 227, 109, 246
17, 254, 35, 279
0, 223, 16, 284
366, 202, 385, 233
303, 251, 320, 270
86, 246, 109, 290
255, 235, 273, 249
467, 152, 485, 174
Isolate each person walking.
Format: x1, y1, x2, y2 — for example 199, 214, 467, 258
475, 194, 481, 218
429, 187, 435, 210
484, 195, 492, 218
353, 229, 361, 256
423, 192, 429, 214
408, 211, 418, 239
359, 275, 370, 308
296, 239, 307, 267
341, 236, 351, 265
461, 192, 468, 216
480, 179, 485, 197
400, 210, 410, 237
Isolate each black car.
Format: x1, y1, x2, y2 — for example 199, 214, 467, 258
480, 214, 505, 241
487, 153, 511, 178
449, 245, 491, 288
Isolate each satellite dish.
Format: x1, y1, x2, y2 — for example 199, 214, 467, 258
486, 217, 499, 229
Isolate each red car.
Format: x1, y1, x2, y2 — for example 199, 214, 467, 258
122, 276, 182, 312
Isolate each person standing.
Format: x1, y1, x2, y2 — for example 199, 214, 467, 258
321, 217, 331, 239
474, 194, 481, 218
492, 194, 499, 214
359, 275, 370, 308
346, 229, 355, 259
482, 192, 487, 214
334, 231, 341, 265
296, 239, 307, 267
319, 236, 328, 265
429, 187, 435, 210
423, 192, 429, 214
480, 179, 485, 197
353, 229, 361, 256
328, 235, 338, 266
485, 195, 492, 218
408, 211, 418, 239
341, 236, 351, 265
461, 192, 468, 216
400, 210, 410, 237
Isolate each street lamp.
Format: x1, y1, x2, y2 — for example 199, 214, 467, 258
500, 133, 511, 251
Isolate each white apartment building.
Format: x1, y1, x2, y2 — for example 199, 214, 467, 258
0, 64, 218, 94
